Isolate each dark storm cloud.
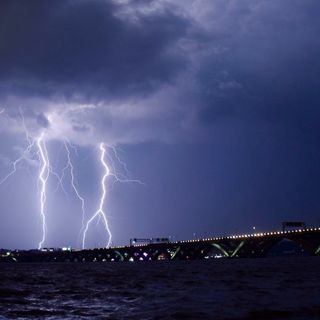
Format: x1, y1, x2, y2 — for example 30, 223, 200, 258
0, 0, 189, 101
1, 0, 320, 135
196, 0, 320, 136
2, 0, 320, 249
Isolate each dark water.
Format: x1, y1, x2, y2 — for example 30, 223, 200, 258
0, 257, 320, 319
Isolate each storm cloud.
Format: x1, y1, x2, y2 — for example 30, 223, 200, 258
1, 0, 320, 249
1, 0, 320, 145
0, 0, 188, 99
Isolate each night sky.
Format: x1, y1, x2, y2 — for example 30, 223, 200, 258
1, 0, 320, 249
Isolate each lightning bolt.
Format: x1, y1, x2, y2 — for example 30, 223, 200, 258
1, 110, 143, 250
0, 110, 50, 249
0, 154, 28, 185
63, 141, 86, 237
82, 143, 144, 249
109, 146, 130, 176
0, 109, 73, 249
0, 109, 36, 185
37, 134, 49, 249
82, 143, 112, 249
37, 139, 85, 249
104, 145, 144, 189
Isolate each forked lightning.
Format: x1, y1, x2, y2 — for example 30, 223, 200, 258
0, 112, 142, 249
82, 143, 112, 248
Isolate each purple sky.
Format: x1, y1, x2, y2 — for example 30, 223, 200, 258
1, 0, 320, 249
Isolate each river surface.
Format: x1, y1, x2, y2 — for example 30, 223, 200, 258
0, 257, 319, 319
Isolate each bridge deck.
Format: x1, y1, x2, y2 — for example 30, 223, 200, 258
2, 227, 320, 262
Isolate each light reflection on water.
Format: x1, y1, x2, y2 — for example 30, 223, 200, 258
0, 257, 320, 319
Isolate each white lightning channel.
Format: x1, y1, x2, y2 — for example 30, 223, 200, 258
36, 138, 85, 249
82, 143, 112, 249
0, 156, 27, 185
37, 135, 50, 250
106, 145, 144, 189
64, 141, 86, 233
82, 143, 144, 249
1, 109, 142, 250
109, 146, 130, 176
0, 109, 36, 186
0, 110, 51, 249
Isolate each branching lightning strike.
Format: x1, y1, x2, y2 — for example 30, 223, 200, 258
82, 143, 112, 249
0, 111, 80, 249
37, 135, 49, 249
63, 141, 86, 234
81, 143, 144, 249
0, 109, 36, 185
0, 111, 143, 250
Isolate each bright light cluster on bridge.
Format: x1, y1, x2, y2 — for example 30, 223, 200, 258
176, 227, 320, 244
101, 227, 320, 250
55, 226, 320, 251
2, 226, 320, 262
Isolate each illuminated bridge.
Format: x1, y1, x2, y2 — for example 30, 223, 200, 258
2, 227, 320, 262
